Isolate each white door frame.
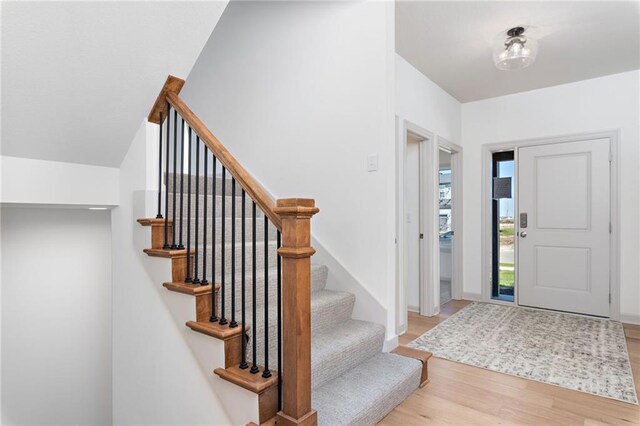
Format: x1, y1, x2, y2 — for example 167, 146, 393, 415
396, 118, 463, 335
480, 130, 620, 319
439, 138, 464, 304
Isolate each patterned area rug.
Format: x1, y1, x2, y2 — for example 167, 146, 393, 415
409, 302, 638, 404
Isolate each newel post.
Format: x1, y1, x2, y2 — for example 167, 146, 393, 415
274, 198, 319, 426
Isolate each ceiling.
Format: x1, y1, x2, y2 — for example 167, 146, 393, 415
1, 1, 228, 167
396, 1, 640, 103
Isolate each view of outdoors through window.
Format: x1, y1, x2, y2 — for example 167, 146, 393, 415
497, 160, 515, 299
439, 149, 453, 306
439, 169, 452, 235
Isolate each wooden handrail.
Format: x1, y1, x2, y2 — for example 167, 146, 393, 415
148, 75, 185, 124
148, 76, 282, 230
148, 76, 317, 426
166, 92, 282, 231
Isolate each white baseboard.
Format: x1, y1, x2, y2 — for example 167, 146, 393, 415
383, 335, 399, 352
462, 291, 482, 301
620, 313, 640, 325
407, 304, 420, 313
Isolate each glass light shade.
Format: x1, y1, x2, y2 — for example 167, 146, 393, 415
493, 35, 538, 70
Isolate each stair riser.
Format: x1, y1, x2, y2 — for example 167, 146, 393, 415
311, 324, 385, 389
167, 194, 264, 219
189, 241, 279, 279
212, 266, 329, 315
166, 217, 276, 245
166, 173, 241, 196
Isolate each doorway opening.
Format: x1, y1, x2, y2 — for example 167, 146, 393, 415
396, 119, 463, 333
405, 131, 424, 314
439, 149, 453, 305
491, 151, 515, 302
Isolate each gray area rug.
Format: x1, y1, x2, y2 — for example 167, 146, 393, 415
409, 302, 638, 404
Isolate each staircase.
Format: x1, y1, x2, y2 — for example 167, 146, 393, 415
138, 76, 432, 425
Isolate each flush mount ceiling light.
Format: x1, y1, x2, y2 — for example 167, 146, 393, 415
494, 26, 538, 71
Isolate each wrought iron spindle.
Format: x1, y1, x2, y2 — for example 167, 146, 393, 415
219, 167, 228, 325
178, 119, 185, 249
240, 189, 248, 369
163, 105, 171, 249
230, 178, 238, 328
185, 128, 193, 283
193, 136, 201, 284
201, 148, 208, 285
156, 111, 163, 219
171, 108, 178, 249
250, 201, 259, 374
277, 230, 282, 409
210, 156, 218, 322
262, 215, 271, 378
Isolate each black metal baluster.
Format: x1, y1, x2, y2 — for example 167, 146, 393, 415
250, 201, 259, 374
156, 112, 163, 219
210, 156, 218, 322
262, 216, 271, 378
277, 230, 282, 410
178, 118, 185, 250
239, 189, 248, 369
201, 148, 208, 286
185, 128, 193, 283
171, 108, 178, 249
219, 167, 228, 325
230, 178, 238, 328
163, 105, 171, 249
193, 136, 201, 284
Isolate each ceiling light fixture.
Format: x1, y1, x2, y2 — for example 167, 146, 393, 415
494, 26, 538, 71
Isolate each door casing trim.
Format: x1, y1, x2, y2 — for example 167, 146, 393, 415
480, 130, 620, 320
395, 117, 463, 334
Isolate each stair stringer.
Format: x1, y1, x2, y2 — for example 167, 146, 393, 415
136, 190, 262, 426
114, 119, 257, 425
162, 290, 260, 425
311, 235, 398, 351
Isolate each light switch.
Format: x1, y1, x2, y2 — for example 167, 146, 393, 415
407, 212, 412, 223
367, 154, 378, 172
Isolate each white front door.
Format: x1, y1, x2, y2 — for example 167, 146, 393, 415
518, 138, 610, 317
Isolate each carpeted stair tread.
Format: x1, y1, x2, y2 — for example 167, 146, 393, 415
313, 352, 422, 426
157, 171, 423, 424
243, 290, 356, 370
311, 320, 385, 389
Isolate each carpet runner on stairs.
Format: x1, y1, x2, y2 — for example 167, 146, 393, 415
166, 175, 422, 425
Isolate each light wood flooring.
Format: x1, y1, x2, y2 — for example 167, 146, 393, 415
379, 300, 640, 425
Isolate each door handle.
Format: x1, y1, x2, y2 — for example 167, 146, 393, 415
519, 231, 527, 238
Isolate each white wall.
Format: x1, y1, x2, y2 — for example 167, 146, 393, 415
461, 70, 640, 321
395, 54, 462, 331
1, 156, 119, 207
395, 55, 461, 143
1, 207, 112, 425
180, 1, 398, 333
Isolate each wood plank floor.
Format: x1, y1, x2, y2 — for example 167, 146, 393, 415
379, 300, 640, 425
